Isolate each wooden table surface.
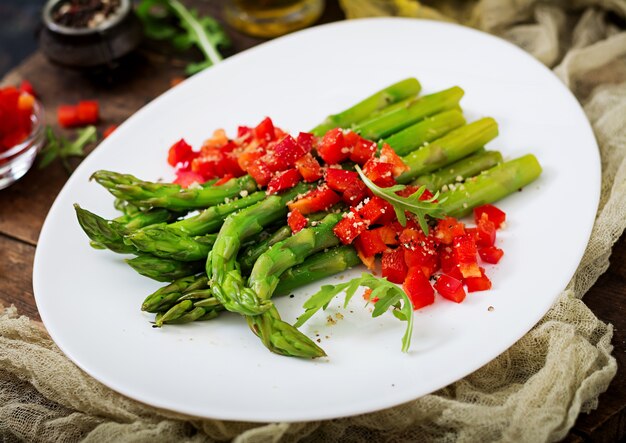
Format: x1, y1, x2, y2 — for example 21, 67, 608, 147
0, 2, 624, 441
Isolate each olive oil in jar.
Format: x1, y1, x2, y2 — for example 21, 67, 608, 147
224, 0, 324, 38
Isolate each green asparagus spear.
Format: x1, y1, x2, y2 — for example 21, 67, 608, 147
439, 154, 542, 218
156, 300, 194, 326
311, 78, 422, 136
91, 171, 258, 210
354, 87, 464, 140
208, 183, 312, 316
142, 274, 208, 312
412, 150, 503, 191
161, 307, 220, 325
383, 109, 466, 156
274, 245, 361, 296
396, 117, 499, 184
126, 255, 204, 282
74, 204, 175, 253
247, 213, 342, 301
125, 228, 217, 261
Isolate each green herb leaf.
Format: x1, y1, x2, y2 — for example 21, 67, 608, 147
355, 165, 445, 235
295, 273, 414, 352
38, 125, 97, 173
136, 0, 229, 74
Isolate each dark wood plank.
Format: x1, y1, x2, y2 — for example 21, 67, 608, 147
0, 234, 38, 321
570, 234, 626, 442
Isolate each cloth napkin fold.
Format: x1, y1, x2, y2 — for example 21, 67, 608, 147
1, 0, 625, 441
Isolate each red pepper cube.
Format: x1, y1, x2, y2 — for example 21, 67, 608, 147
247, 159, 273, 187
403, 266, 435, 310
333, 209, 368, 245
294, 153, 323, 182
379, 143, 408, 177
355, 229, 388, 257
478, 245, 504, 264
374, 225, 398, 246
381, 248, 408, 284
362, 158, 396, 187
237, 125, 253, 140
57, 104, 80, 128
435, 216, 466, 245
434, 274, 466, 303
317, 128, 350, 165
349, 137, 377, 165
254, 117, 276, 141
288, 186, 341, 215
476, 213, 497, 247
214, 174, 234, 186
342, 180, 369, 206
76, 100, 99, 125
465, 267, 492, 292
168, 138, 195, 167
238, 145, 265, 172
439, 249, 464, 281
325, 168, 359, 192
452, 234, 481, 278
267, 168, 302, 195
272, 135, 307, 168
174, 170, 205, 188
474, 204, 506, 229
296, 131, 315, 153
191, 150, 224, 180
287, 208, 308, 234
358, 196, 394, 225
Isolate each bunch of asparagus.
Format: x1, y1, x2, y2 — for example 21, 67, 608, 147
76, 77, 542, 358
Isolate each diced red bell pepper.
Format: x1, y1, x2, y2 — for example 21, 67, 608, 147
439, 249, 464, 281
403, 266, 435, 310
272, 134, 308, 168
238, 143, 264, 171
325, 168, 359, 192
254, 117, 276, 142
103, 124, 118, 138
247, 159, 273, 186
19, 80, 36, 96
267, 168, 302, 195
355, 229, 388, 257
349, 137, 377, 165
214, 174, 234, 186
288, 186, 341, 215
381, 248, 408, 284
333, 209, 368, 245
317, 128, 350, 164
174, 170, 205, 188
358, 196, 394, 225
434, 274, 466, 303
362, 158, 396, 187
237, 125, 253, 140
296, 132, 315, 153
342, 180, 369, 206
374, 225, 398, 245
453, 234, 481, 278
465, 267, 492, 292
356, 247, 376, 270
401, 228, 439, 278
287, 208, 308, 234
294, 153, 323, 182
476, 213, 497, 247
379, 143, 408, 177
57, 104, 80, 128
76, 100, 99, 125
168, 138, 195, 167
474, 204, 506, 229
435, 216, 466, 245
478, 245, 504, 264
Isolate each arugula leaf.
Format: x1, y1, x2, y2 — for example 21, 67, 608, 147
136, 0, 229, 75
295, 273, 415, 352
38, 126, 97, 173
355, 165, 445, 235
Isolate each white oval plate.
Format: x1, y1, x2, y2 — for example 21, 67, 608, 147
34, 18, 599, 422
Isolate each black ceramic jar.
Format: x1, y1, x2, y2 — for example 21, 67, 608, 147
40, 0, 143, 69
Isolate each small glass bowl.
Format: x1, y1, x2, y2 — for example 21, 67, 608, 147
0, 101, 45, 190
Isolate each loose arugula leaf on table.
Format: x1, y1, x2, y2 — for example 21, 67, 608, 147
38, 126, 97, 173
355, 165, 445, 234
294, 273, 415, 352
136, 0, 230, 75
